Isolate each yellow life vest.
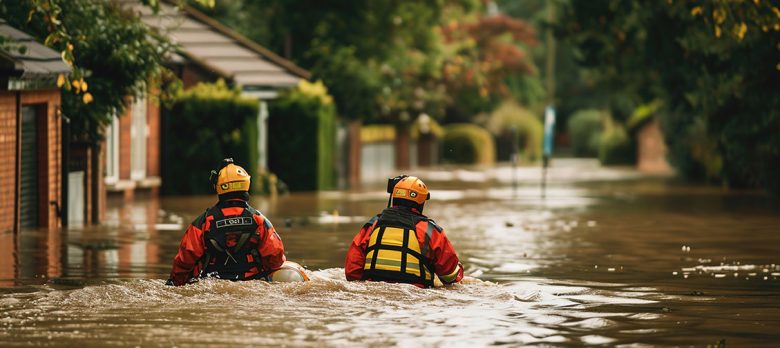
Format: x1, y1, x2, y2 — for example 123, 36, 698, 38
363, 208, 434, 287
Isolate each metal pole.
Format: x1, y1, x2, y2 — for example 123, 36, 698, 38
542, 157, 548, 199
542, 1, 556, 199
511, 126, 518, 194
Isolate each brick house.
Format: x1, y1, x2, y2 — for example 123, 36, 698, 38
0, 22, 71, 233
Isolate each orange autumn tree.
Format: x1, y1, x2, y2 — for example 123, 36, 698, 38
440, 13, 539, 122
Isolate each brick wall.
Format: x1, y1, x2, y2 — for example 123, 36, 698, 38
0, 92, 18, 233
0, 89, 63, 232
21, 89, 62, 231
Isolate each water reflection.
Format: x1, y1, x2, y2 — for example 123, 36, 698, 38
1, 165, 780, 346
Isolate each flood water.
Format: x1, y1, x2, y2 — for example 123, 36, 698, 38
1, 160, 779, 347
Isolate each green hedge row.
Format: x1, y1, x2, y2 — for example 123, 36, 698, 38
440, 123, 495, 165
162, 80, 259, 195
268, 81, 337, 191
567, 109, 604, 158
486, 101, 543, 162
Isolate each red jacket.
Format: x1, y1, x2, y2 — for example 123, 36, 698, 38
168, 200, 285, 286
345, 207, 464, 287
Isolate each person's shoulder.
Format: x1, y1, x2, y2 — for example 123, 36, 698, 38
190, 206, 213, 228
245, 204, 263, 217
424, 217, 444, 232
363, 213, 381, 228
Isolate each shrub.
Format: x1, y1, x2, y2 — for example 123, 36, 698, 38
598, 120, 635, 165
440, 124, 495, 165
162, 80, 259, 195
268, 80, 337, 191
568, 109, 605, 157
486, 100, 543, 162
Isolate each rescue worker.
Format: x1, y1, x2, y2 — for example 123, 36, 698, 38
167, 158, 285, 286
345, 175, 464, 288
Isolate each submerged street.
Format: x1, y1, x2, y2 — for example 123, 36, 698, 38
1, 160, 779, 347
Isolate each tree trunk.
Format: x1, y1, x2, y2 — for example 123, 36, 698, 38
394, 123, 410, 170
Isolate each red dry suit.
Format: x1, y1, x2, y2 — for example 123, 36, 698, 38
345, 206, 464, 288
168, 199, 285, 286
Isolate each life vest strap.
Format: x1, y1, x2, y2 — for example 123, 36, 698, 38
365, 242, 427, 262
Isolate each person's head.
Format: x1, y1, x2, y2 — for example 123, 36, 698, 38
387, 175, 430, 213
209, 158, 251, 200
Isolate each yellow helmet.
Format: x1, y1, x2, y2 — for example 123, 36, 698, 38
210, 158, 251, 194
388, 175, 430, 206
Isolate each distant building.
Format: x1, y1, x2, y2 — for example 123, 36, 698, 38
0, 20, 71, 234
635, 118, 672, 175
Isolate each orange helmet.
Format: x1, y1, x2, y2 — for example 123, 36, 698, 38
388, 175, 430, 206
210, 158, 251, 195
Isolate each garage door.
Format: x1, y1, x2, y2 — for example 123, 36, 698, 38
19, 106, 39, 229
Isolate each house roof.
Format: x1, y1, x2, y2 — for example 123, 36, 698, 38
0, 20, 72, 79
120, 1, 310, 89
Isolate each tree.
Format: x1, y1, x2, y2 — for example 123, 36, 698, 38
560, 0, 780, 192
439, 12, 540, 122
2, 0, 176, 143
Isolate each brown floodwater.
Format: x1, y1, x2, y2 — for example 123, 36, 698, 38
1, 162, 779, 347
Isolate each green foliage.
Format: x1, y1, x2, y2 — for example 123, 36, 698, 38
440, 124, 495, 165
201, 1, 539, 124
561, 0, 780, 193
410, 115, 445, 140
599, 120, 634, 165
440, 13, 540, 122
268, 81, 337, 191
567, 110, 605, 158
162, 80, 259, 195
2, 0, 173, 144
486, 100, 543, 162
626, 100, 663, 131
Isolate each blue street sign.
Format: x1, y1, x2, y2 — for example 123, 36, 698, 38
543, 105, 556, 157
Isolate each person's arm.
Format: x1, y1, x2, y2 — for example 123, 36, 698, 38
344, 217, 378, 280
168, 220, 207, 286
424, 223, 464, 285
256, 215, 286, 272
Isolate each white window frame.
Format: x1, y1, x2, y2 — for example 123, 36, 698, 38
130, 94, 148, 181
105, 114, 120, 185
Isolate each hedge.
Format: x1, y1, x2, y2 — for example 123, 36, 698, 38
599, 121, 635, 165
440, 123, 495, 165
268, 81, 337, 191
486, 101, 543, 162
568, 109, 605, 157
162, 80, 259, 195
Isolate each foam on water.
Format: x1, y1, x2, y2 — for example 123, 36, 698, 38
0, 269, 669, 346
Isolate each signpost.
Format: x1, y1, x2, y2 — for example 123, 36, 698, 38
542, 105, 556, 198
